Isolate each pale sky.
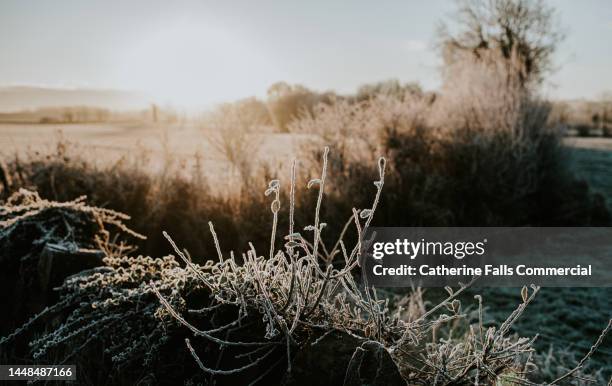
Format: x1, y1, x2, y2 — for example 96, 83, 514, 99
1, 0, 611, 107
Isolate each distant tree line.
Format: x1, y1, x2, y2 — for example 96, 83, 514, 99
0, 105, 183, 125
207, 79, 427, 133
550, 98, 612, 137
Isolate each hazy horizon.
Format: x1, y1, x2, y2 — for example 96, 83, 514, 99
1, 0, 611, 109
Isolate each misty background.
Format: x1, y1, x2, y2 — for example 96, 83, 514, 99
1, 0, 611, 111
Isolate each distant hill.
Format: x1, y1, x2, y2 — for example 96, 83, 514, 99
0, 86, 150, 112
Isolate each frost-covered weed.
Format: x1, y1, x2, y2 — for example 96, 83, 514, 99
3, 151, 610, 385
0, 188, 146, 340
0, 188, 144, 246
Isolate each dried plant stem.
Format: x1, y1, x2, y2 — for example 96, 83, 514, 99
550, 318, 612, 385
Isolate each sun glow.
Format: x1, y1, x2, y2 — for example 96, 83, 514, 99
118, 21, 280, 108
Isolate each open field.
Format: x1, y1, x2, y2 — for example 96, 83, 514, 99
3, 123, 612, 197
0, 122, 300, 161
0, 122, 305, 187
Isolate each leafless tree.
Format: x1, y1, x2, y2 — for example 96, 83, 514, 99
439, 0, 563, 87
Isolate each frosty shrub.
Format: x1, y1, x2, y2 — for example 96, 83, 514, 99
3, 253, 203, 384
289, 93, 430, 170
0, 189, 144, 338
286, 55, 609, 227
0, 140, 265, 261
433, 48, 552, 143
200, 100, 266, 191
5, 149, 609, 385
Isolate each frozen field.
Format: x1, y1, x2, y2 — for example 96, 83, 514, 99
1, 122, 611, 203
0, 122, 307, 183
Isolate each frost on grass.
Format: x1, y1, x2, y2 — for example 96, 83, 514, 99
0, 188, 145, 339
2, 152, 610, 385
0, 188, 144, 252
